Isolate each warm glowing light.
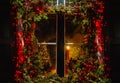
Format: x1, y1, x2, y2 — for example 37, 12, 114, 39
51, 69, 56, 74
66, 46, 70, 50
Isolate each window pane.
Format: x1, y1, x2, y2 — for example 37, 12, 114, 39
65, 15, 82, 43
39, 44, 57, 75
64, 44, 87, 76
35, 14, 56, 43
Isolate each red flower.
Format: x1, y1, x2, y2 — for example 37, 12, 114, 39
97, 9, 103, 13
20, 55, 24, 63
95, 20, 100, 27
34, 5, 40, 11
17, 32, 23, 37
34, 5, 42, 12
16, 70, 22, 75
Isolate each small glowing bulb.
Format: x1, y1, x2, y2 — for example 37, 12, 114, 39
66, 46, 70, 50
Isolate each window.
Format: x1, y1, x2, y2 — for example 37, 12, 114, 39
35, 14, 57, 74
64, 15, 85, 76
35, 14, 85, 76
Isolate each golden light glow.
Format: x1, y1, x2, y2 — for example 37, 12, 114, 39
51, 69, 56, 74
66, 46, 70, 50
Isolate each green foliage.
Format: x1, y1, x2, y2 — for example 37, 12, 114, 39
17, 8, 25, 18
82, 19, 89, 25
33, 14, 48, 22
11, 0, 24, 6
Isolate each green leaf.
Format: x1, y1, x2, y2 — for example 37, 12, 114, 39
34, 15, 42, 22
77, 68, 81, 72
43, 14, 48, 20
82, 19, 89, 25
28, 17, 32, 21
27, 58, 30, 63
17, 12, 22, 18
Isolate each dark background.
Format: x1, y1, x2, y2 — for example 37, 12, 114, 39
0, 0, 15, 83
0, 0, 120, 82
105, 0, 120, 82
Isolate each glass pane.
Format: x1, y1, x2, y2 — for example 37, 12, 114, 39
64, 44, 88, 76
35, 14, 56, 43
38, 44, 57, 75
65, 15, 83, 43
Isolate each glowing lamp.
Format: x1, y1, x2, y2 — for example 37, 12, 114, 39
66, 46, 70, 50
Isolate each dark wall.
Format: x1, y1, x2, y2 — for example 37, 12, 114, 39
0, 0, 15, 82
105, 0, 120, 82
105, 0, 120, 39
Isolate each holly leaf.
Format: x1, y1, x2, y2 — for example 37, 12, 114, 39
82, 19, 89, 25
34, 15, 42, 22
